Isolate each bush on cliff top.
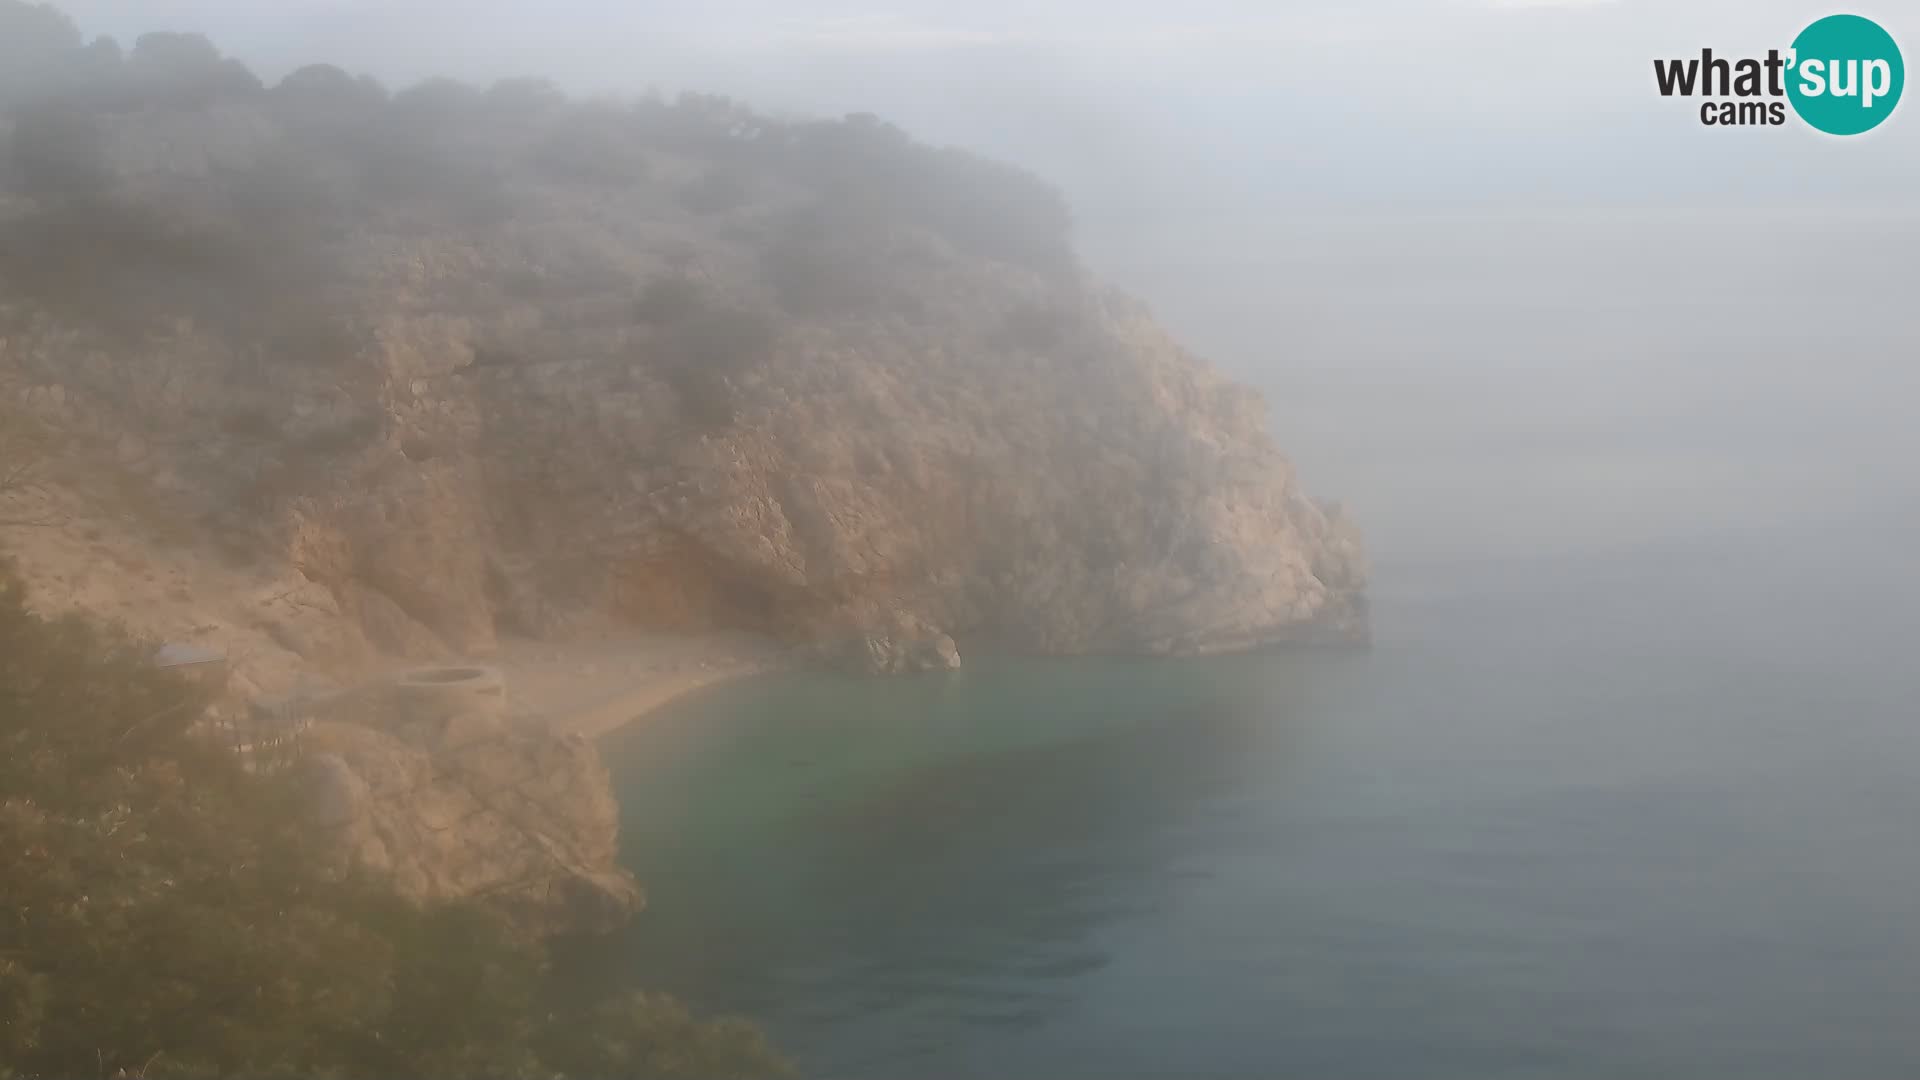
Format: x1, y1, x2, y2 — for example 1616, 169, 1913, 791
0, 0, 1075, 298
0, 560, 788, 1079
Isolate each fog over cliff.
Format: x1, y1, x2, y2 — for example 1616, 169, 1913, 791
57, 0, 1920, 209
4, 4, 1919, 1078
17, 0, 1920, 594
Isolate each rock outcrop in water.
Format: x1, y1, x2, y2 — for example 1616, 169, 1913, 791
0, 28, 1367, 691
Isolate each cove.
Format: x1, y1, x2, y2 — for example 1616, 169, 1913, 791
575, 539, 1920, 1080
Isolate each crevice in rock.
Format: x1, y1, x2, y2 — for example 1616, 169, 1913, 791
610, 531, 795, 634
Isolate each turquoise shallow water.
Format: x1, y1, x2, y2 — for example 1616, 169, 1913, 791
582, 519, 1920, 1079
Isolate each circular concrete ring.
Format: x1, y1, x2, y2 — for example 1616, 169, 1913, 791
391, 664, 507, 722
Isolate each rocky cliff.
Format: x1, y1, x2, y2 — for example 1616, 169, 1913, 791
0, 28, 1367, 693
294, 668, 644, 936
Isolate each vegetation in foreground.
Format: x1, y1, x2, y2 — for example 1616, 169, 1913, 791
0, 560, 788, 1079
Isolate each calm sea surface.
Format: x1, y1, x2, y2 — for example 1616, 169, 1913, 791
581, 212, 1920, 1077
586, 518, 1918, 1079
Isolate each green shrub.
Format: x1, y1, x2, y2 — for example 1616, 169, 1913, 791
292, 413, 382, 457
664, 304, 778, 427
0, 0, 84, 103
259, 300, 366, 369
678, 168, 751, 215
632, 273, 706, 326
0, 202, 260, 336
779, 115, 1075, 273
484, 76, 566, 114
390, 77, 482, 122
760, 200, 894, 316
0, 563, 789, 1079
989, 300, 1082, 353
126, 31, 261, 106
272, 63, 363, 103
632, 275, 778, 428
530, 114, 649, 187
6, 104, 113, 200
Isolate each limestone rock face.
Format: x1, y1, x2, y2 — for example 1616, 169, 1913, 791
0, 84, 1368, 681
810, 600, 964, 675
294, 679, 643, 937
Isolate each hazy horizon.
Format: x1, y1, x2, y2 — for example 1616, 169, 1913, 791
45, 1, 1920, 222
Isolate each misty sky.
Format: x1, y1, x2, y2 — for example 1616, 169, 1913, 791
36, 1, 1920, 564
48, 1, 1920, 220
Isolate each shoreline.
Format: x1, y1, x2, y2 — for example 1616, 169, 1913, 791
490, 631, 784, 740
561, 656, 777, 739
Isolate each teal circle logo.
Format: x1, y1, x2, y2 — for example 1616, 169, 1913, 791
1788, 14, 1904, 135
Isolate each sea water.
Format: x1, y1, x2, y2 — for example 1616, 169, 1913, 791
589, 517, 1918, 1078
583, 210, 1920, 1077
